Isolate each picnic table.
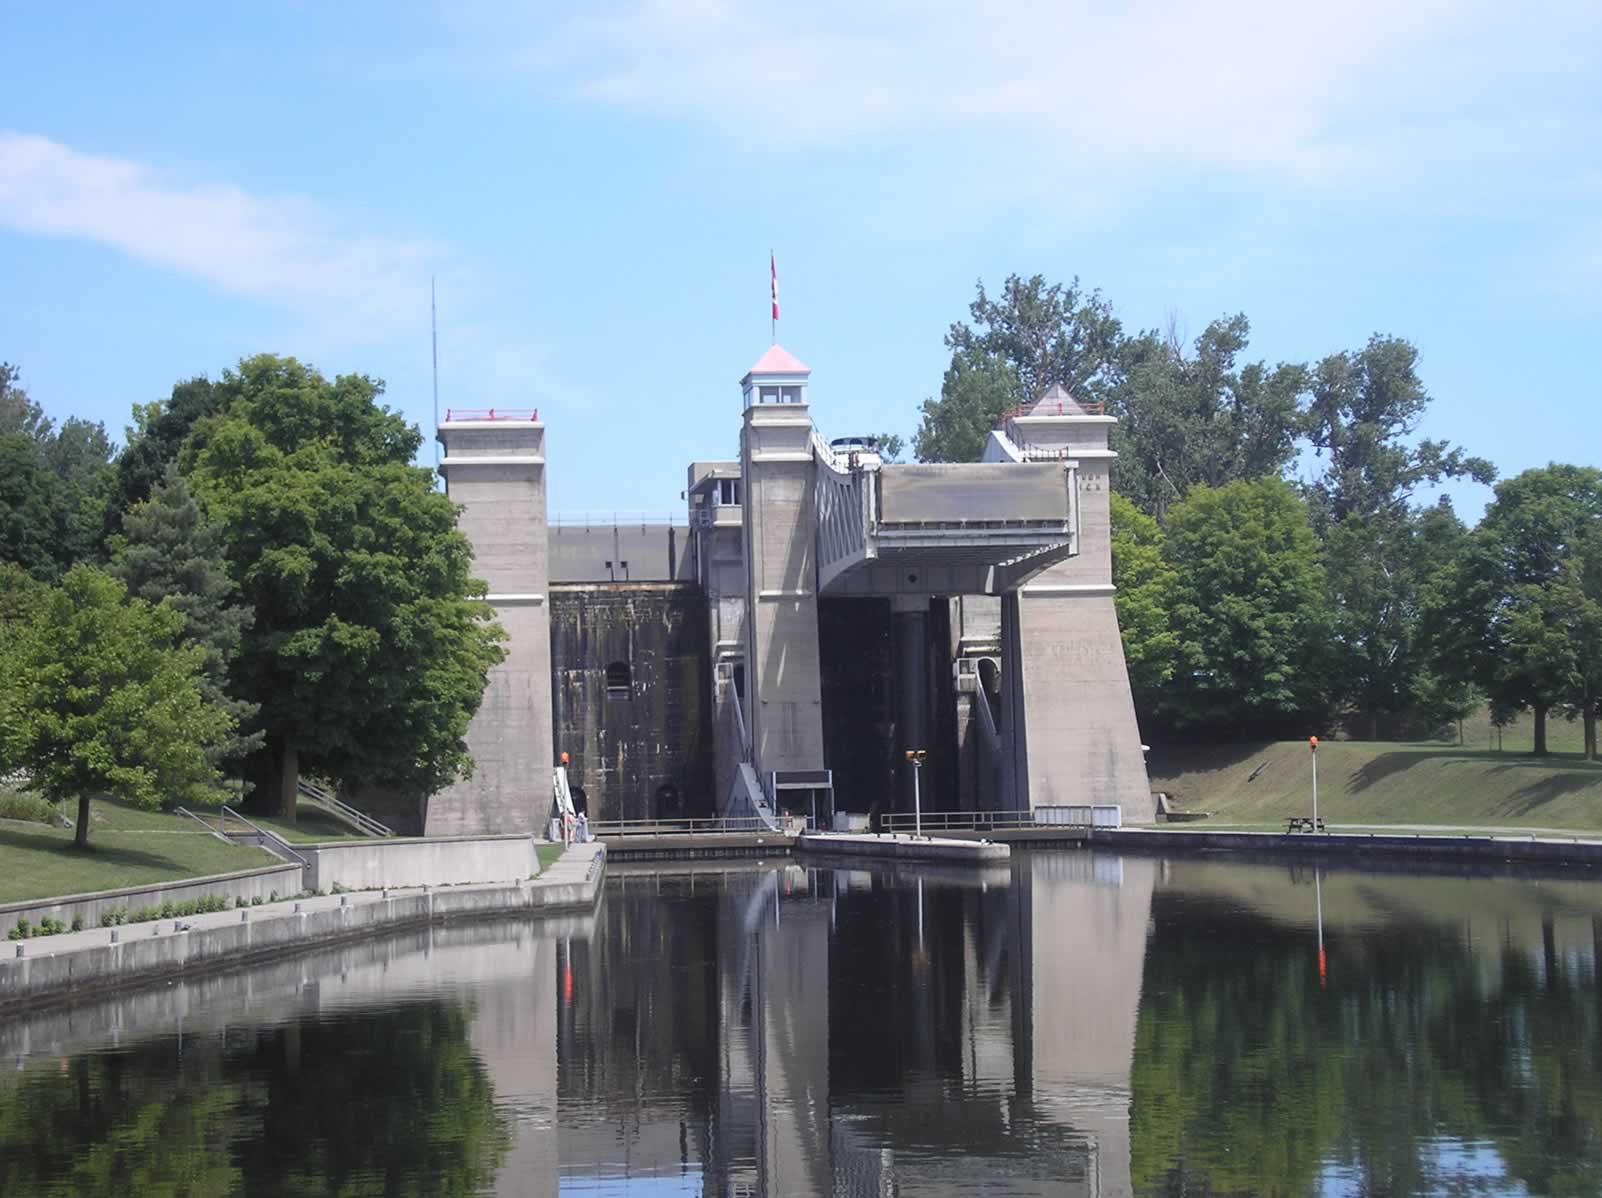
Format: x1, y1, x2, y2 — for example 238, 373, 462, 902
1285, 816, 1328, 834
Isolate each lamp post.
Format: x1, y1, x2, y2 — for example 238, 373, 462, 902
1309, 736, 1319, 828
905, 750, 927, 838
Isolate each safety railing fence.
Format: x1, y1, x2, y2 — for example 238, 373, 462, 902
587, 815, 807, 838
174, 805, 232, 844
879, 810, 1055, 833
442, 408, 539, 422
296, 780, 394, 838
219, 806, 310, 866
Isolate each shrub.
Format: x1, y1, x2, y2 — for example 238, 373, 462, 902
0, 792, 61, 825
70, 915, 83, 932
8, 918, 31, 940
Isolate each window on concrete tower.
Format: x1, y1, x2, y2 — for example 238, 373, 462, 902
605, 661, 631, 696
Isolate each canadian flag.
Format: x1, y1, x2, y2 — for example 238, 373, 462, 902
770, 251, 779, 321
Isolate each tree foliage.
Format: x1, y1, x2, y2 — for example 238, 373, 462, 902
1160, 479, 1330, 732
108, 376, 229, 532
182, 355, 505, 816
914, 275, 1121, 462
111, 468, 263, 777
1430, 465, 1602, 755
4, 566, 234, 846
1109, 315, 1308, 519
1109, 494, 1180, 705
0, 363, 116, 579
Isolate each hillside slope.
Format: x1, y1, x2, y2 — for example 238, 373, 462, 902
1148, 716, 1602, 831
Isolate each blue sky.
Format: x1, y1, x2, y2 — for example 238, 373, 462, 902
2, 2, 1598, 520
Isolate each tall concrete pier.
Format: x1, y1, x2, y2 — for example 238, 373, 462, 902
427, 410, 553, 835
985, 387, 1151, 815
738, 348, 828, 792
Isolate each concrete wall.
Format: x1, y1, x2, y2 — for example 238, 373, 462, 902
551, 521, 691, 583
0, 845, 605, 1011
429, 421, 553, 836
549, 582, 715, 821
300, 833, 537, 892
741, 401, 827, 775
0, 863, 304, 937
1006, 426, 1154, 820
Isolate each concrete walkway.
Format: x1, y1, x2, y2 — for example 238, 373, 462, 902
0, 842, 605, 1011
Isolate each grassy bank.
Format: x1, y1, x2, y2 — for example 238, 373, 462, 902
0, 798, 363, 904
1150, 713, 1602, 832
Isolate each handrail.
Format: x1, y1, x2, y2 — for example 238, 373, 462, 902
727, 675, 752, 762
588, 815, 798, 838
442, 408, 539, 422
220, 806, 310, 866
880, 810, 1048, 832
296, 780, 394, 838
174, 805, 232, 844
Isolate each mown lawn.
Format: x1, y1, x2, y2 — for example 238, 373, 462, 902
1150, 711, 1602, 832
0, 799, 276, 905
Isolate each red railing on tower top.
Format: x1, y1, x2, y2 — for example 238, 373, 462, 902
995, 400, 1105, 425
442, 408, 539, 422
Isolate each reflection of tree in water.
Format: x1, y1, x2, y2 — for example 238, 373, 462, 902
1131, 895, 1602, 1197
0, 1001, 509, 1197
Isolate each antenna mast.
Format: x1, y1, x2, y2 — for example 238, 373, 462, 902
431, 277, 440, 471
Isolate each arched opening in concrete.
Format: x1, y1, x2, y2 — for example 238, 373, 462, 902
605, 661, 631, 696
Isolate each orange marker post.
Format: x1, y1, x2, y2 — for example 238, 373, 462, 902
1308, 736, 1319, 830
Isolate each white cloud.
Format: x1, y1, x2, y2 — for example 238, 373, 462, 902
521, 0, 1600, 185
0, 132, 442, 336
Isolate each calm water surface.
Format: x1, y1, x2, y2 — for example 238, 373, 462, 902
3, 850, 1601, 1196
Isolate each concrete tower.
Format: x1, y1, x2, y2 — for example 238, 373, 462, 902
427, 409, 553, 835
739, 346, 828, 789
989, 386, 1153, 820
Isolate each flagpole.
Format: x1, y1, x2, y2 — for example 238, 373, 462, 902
770, 248, 776, 344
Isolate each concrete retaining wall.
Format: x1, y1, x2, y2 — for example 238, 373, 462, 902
798, 832, 1010, 863
0, 863, 305, 937
300, 834, 537, 892
1091, 827, 1602, 867
0, 845, 605, 1012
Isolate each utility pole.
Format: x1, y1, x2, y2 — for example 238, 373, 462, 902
905, 749, 927, 838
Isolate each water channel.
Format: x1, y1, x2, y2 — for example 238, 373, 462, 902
3, 849, 1600, 1196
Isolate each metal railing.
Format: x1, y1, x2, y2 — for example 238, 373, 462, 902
296, 780, 394, 838
174, 805, 232, 843
219, 806, 310, 866
442, 408, 539, 422
879, 810, 1066, 833
588, 815, 805, 838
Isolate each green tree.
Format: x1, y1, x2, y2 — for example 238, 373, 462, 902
1109, 314, 1308, 518
0, 363, 117, 578
108, 376, 230, 531
1109, 494, 1180, 708
1431, 465, 1602, 755
1306, 335, 1494, 527
914, 274, 1122, 462
1159, 478, 1331, 732
182, 355, 505, 817
111, 468, 263, 780
870, 432, 905, 462
6, 565, 234, 847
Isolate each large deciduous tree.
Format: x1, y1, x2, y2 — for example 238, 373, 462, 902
1109, 315, 1308, 519
5, 566, 233, 847
182, 355, 505, 817
1306, 335, 1494, 738
914, 275, 1122, 462
1431, 465, 1602, 756
1159, 478, 1331, 733
1109, 494, 1180, 710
